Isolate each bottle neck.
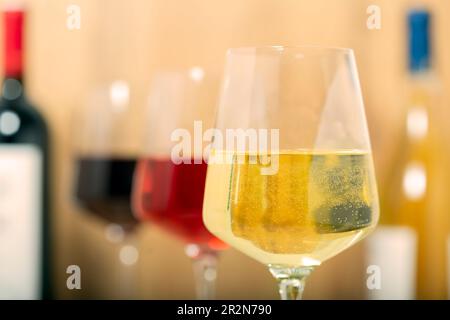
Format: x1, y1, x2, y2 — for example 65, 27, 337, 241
408, 59, 434, 86
3, 10, 25, 101
408, 67, 433, 82
2, 76, 24, 101
405, 66, 432, 144
4, 75, 23, 84
408, 10, 431, 79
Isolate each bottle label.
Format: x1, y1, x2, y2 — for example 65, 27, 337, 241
366, 226, 417, 300
0, 145, 42, 299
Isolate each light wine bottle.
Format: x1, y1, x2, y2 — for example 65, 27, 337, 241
367, 9, 448, 299
0, 7, 51, 299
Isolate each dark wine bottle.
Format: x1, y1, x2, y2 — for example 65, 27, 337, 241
0, 8, 51, 299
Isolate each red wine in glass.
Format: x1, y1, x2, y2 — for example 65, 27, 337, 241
133, 157, 227, 250
75, 156, 138, 230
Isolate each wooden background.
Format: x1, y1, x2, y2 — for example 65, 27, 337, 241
2, 0, 450, 299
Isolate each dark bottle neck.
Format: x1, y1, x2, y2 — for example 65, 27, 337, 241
2, 75, 24, 101
3, 9, 25, 102
4, 75, 22, 83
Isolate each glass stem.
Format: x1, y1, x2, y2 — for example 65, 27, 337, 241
269, 265, 315, 300
188, 246, 218, 300
117, 231, 139, 299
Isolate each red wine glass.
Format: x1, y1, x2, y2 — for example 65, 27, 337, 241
72, 80, 141, 298
132, 69, 228, 299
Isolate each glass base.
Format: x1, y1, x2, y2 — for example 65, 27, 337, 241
187, 244, 219, 300
269, 265, 315, 300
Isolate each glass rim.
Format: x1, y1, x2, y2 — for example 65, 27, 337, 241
227, 45, 354, 56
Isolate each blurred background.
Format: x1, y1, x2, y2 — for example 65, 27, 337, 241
1, 0, 450, 299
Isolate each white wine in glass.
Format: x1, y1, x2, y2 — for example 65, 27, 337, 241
203, 46, 379, 300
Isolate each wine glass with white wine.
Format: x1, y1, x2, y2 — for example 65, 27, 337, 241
203, 46, 379, 300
